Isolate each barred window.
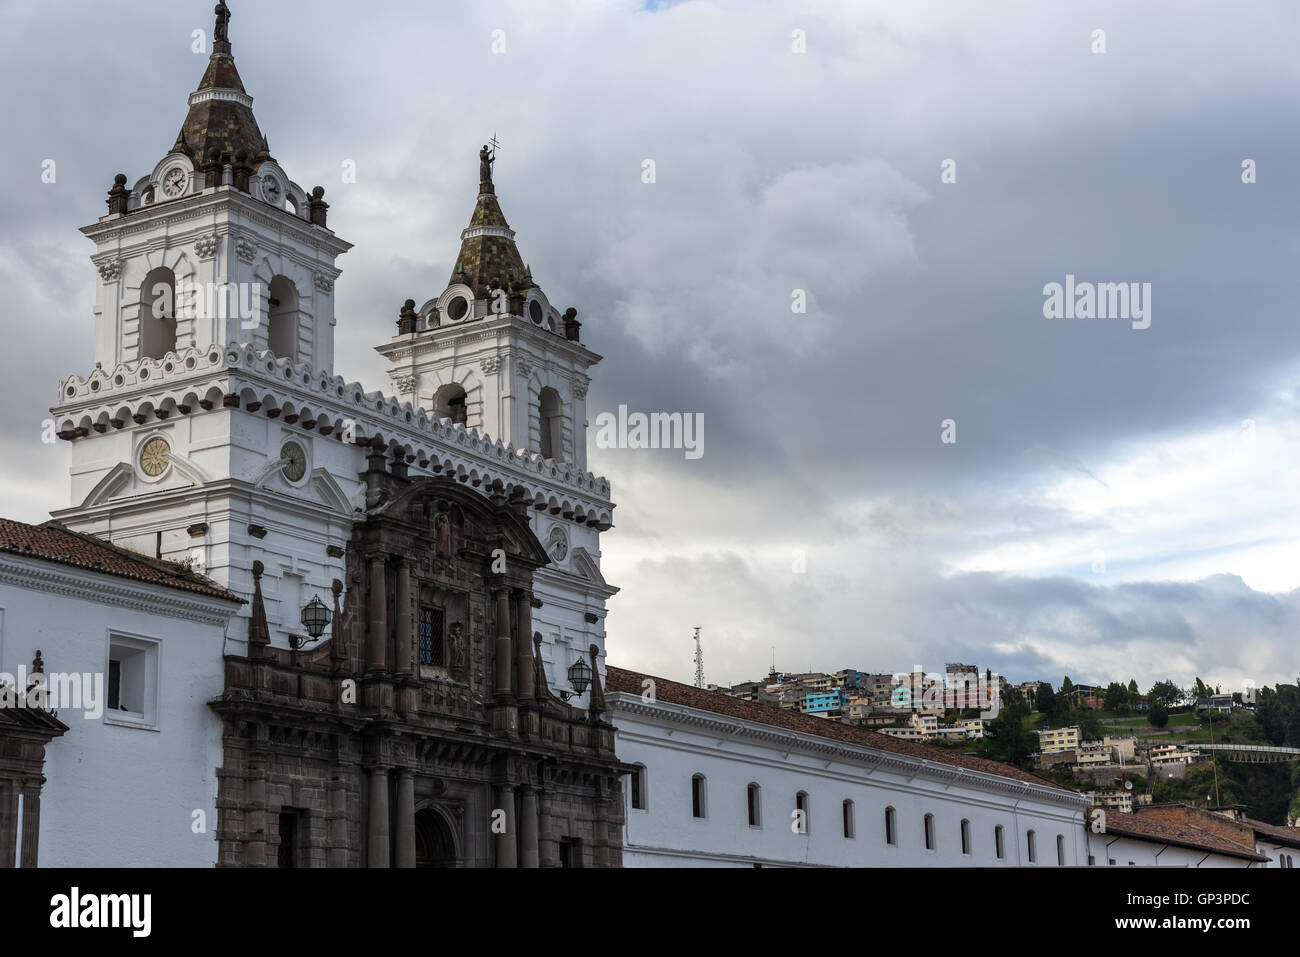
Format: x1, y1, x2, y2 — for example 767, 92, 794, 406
419, 606, 445, 666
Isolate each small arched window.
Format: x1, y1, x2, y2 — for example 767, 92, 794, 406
691, 774, 707, 819
995, 825, 1005, 860
842, 800, 855, 839
539, 387, 563, 460
923, 813, 935, 850
140, 267, 177, 360
747, 783, 761, 827
1056, 834, 1065, 866
267, 275, 300, 361
794, 791, 809, 834
885, 806, 897, 846
1027, 829, 1037, 863
960, 819, 971, 856
434, 383, 468, 426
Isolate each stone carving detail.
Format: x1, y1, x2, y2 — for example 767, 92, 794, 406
394, 375, 415, 394
194, 235, 219, 260
97, 261, 122, 282
572, 376, 589, 399
515, 357, 533, 379
480, 356, 499, 375
314, 273, 335, 293
449, 622, 467, 676
235, 239, 256, 264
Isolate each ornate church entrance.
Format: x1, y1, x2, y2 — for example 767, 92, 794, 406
414, 809, 458, 867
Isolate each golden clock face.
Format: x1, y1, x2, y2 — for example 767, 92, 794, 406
280, 442, 307, 482
139, 437, 171, 477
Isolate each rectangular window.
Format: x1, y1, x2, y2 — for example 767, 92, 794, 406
418, 606, 444, 667
692, 776, 706, 819
630, 767, 644, 810
995, 826, 1005, 860
105, 634, 160, 729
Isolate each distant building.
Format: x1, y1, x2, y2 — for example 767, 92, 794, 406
1104, 735, 1137, 764
1038, 727, 1080, 754
801, 690, 845, 717
1195, 695, 1234, 714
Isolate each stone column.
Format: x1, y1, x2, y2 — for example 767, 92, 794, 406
18, 789, 41, 868
494, 784, 517, 868
367, 558, 388, 671
0, 784, 15, 868
494, 588, 513, 698
520, 786, 540, 868
394, 771, 415, 868
244, 753, 270, 868
515, 592, 535, 702
367, 767, 390, 868
395, 562, 413, 677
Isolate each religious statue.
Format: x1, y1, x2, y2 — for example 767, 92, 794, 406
479, 145, 493, 186
214, 2, 231, 44
449, 622, 467, 675
434, 511, 452, 556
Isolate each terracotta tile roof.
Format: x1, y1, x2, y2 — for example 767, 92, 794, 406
1102, 812, 1269, 862
605, 666, 1077, 794
0, 518, 243, 604
1243, 817, 1300, 848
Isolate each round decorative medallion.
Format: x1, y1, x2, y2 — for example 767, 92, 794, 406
529, 300, 545, 325
280, 441, 307, 482
546, 525, 568, 563
162, 168, 187, 198
139, 437, 172, 477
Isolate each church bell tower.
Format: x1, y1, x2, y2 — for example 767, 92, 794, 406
374, 145, 600, 472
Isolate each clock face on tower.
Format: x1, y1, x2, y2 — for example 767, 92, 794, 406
261, 175, 282, 206
547, 525, 568, 563
162, 168, 187, 198
280, 441, 307, 483
139, 437, 172, 477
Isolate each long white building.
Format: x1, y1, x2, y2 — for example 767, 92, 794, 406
607, 667, 1093, 867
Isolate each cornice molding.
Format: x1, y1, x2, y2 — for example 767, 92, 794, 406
0, 555, 242, 627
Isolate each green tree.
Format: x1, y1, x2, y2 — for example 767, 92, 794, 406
1061, 676, 1075, 695
1078, 712, 1103, 741
984, 690, 1036, 768
1127, 679, 1140, 703
1104, 682, 1127, 711
1148, 701, 1169, 728
1035, 682, 1061, 720
1148, 679, 1183, 710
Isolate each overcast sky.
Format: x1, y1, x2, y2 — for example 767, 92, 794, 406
2, 0, 1298, 694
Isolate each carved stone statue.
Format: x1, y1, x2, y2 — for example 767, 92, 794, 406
214, 2, 231, 43
434, 512, 452, 556
449, 622, 467, 674
479, 145, 493, 186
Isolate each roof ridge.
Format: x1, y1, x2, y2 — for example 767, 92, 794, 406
605, 665, 1077, 795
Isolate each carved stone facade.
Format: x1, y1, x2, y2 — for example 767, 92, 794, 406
210, 470, 625, 867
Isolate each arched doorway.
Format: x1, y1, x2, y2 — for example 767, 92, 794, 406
414, 808, 458, 867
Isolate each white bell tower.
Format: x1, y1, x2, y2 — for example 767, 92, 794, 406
374, 145, 600, 472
